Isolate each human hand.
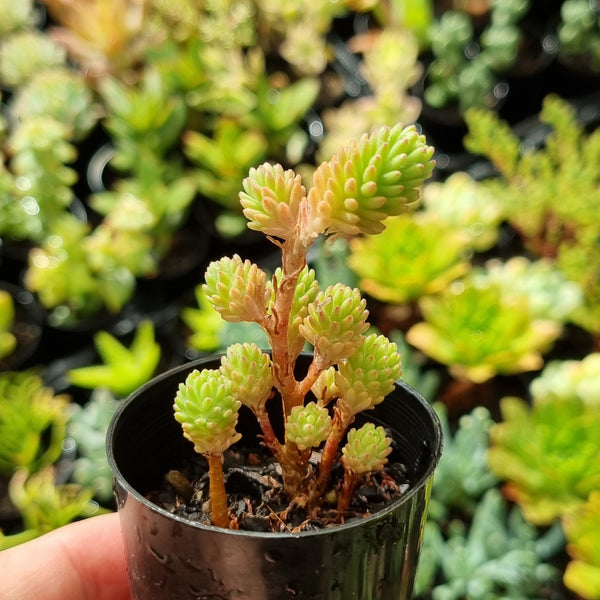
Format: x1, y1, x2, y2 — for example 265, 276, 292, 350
0, 512, 131, 600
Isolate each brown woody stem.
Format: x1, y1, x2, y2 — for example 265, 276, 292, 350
207, 453, 230, 528
337, 469, 360, 513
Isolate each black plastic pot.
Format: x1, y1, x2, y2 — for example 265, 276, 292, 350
107, 355, 443, 600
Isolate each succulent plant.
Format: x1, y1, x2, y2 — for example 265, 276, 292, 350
0, 29, 67, 89
529, 352, 600, 407
427, 404, 498, 522
421, 171, 504, 252
66, 388, 119, 503
562, 490, 600, 600
406, 265, 561, 383
24, 214, 136, 326
0, 371, 69, 476
488, 382, 600, 525
0, 290, 17, 361
9, 67, 99, 141
347, 211, 471, 304
173, 123, 435, 528
423, 0, 531, 115
557, 0, 600, 72
1, 116, 78, 244
0, 467, 99, 550
464, 94, 600, 338
0, 0, 35, 36
415, 488, 560, 600
67, 321, 161, 397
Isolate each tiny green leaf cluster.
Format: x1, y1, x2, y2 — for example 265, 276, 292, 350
341, 423, 392, 475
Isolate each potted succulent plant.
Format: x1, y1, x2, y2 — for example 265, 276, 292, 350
107, 123, 442, 599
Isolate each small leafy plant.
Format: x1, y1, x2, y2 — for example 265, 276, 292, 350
172, 123, 435, 529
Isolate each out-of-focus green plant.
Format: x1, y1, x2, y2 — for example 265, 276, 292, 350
427, 404, 498, 522
530, 352, 600, 407
67, 388, 119, 502
423, 0, 530, 114
0, 467, 100, 550
0, 371, 69, 476
40, 0, 149, 81
1, 117, 77, 244
348, 212, 471, 305
371, 0, 434, 49
317, 26, 422, 162
476, 256, 584, 324
89, 169, 197, 273
97, 68, 188, 172
415, 488, 561, 600
0, 0, 35, 36
488, 389, 600, 525
464, 94, 600, 338
563, 490, 600, 600
406, 264, 562, 383
557, 0, 600, 72
0, 29, 67, 89
421, 171, 504, 252
0, 290, 17, 361
9, 67, 99, 141
67, 320, 161, 397
24, 214, 136, 326
183, 118, 267, 218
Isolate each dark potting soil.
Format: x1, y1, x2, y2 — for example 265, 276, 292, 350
147, 444, 412, 533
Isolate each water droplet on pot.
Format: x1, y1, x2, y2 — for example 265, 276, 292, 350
285, 582, 298, 596
264, 549, 282, 563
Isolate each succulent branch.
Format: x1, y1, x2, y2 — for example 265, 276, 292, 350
173, 124, 435, 527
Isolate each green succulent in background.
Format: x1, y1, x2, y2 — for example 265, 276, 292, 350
415, 488, 561, 600
183, 118, 267, 230
67, 320, 161, 397
24, 214, 135, 326
97, 68, 188, 172
0, 290, 17, 361
557, 0, 600, 72
317, 26, 422, 162
563, 490, 600, 600
427, 404, 498, 522
0, 0, 35, 35
488, 391, 600, 526
421, 171, 504, 253
348, 211, 471, 305
423, 0, 529, 114
406, 266, 561, 383
0, 29, 67, 89
66, 388, 119, 503
0, 371, 69, 476
530, 352, 600, 407
9, 67, 99, 141
1, 116, 77, 244
89, 169, 197, 272
464, 94, 600, 338
0, 467, 100, 550
473, 256, 584, 324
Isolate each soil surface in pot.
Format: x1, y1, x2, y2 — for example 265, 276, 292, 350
147, 442, 412, 533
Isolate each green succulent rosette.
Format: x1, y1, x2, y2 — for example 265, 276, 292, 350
336, 333, 402, 416
239, 163, 306, 240
219, 343, 273, 412
286, 402, 332, 451
203, 254, 269, 324
341, 423, 392, 475
173, 368, 242, 456
308, 123, 435, 237
299, 283, 369, 367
